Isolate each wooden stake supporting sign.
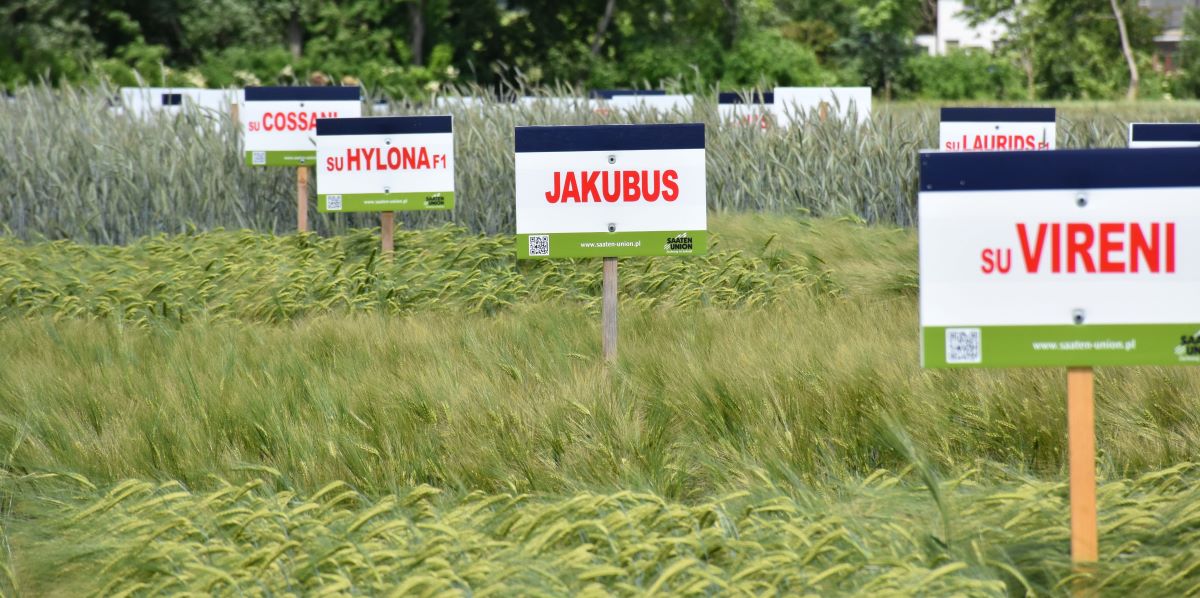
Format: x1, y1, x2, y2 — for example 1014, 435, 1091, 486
1068, 367, 1098, 593
918, 147, 1200, 592
296, 166, 309, 232
602, 257, 618, 361
380, 212, 395, 258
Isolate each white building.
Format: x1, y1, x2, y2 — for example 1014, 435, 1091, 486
915, 0, 1008, 56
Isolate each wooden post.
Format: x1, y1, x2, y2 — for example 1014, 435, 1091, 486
230, 101, 239, 130
380, 212, 394, 258
1068, 366, 1098, 594
602, 257, 618, 361
296, 166, 309, 232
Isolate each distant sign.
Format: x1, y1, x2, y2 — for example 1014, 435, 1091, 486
609, 94, 694, 114
939, 107, 1055, 152
718, 92, 774, 129
242, 87, 362, 167
1128, 123, 1200, 148
773, 87, 871, 126
119, 87, 241, 118
315, 116, 454, 213
919, 148, 1200, 368
514, 124, 707, 258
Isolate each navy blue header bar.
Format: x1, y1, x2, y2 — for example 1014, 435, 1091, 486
244, 86, 361, 102
516, 123, 705, 153
921, 147, 1200, 192
316, 115, 452, 136
590, 89, 666, 99
161, 93, 182, 106
940, 107, 1055, 123
1130, 123, 1200, 142
718, 92, 774, 104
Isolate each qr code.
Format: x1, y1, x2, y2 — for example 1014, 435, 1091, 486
252, 151, 266, 165
945, 328, 982, 364
325, 195, 342, 211
528, 235, 550, 256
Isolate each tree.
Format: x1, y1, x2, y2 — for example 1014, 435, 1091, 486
964, 0, 1157, 99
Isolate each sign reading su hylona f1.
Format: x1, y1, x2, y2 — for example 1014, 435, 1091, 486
315, 116, 454, 213
514, 123, 707, 258
243, 86, 362, 167
938, 107, 1055, 152
919, 148, 1200, 368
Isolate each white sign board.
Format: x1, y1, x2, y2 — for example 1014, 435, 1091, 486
919, 148, 1200, 368
120, 87, 241, 118
717, 92, 774, 130
514, 123, 707, 258
939, 107, 1055, 151
609, 94, 694, 115
242, 86, 362, 167
773, 87, 871, 126
1128, 123, 1200, 148
315, 115, 454, 213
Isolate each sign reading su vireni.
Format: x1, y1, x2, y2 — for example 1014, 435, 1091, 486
1128, 123, 1200, 148
939, 107, 1055, 152
514, 123, 707, 259
315, 115, 454, 213
919, 148, 1200, 368
243, 86, 361, 167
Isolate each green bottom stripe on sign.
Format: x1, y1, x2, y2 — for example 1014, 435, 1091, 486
317, 193, 454, 212
922, 324, 1200, 368
516, 231, 708, 258
244, 151, 317, 167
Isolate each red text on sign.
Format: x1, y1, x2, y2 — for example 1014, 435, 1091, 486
257, 111, 338, 132
980, 222, 1177, 274
324, 147, 447, 172
944, 134, 1050, 152
544, 170, 680, 203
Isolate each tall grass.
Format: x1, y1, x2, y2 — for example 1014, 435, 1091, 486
0, 217, 1196, 497
4, 84, 1199, 243
8, 465, 1200, 596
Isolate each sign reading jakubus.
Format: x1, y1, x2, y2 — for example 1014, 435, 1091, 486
919, 148, 1200, 368
242, 86, 362, 167
1128, 123, 1200, 148
514, 123, 707, 258
315, 115, 454, 212
939, 107, 1055, 152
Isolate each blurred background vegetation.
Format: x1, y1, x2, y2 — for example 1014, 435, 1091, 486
3, 0, 1198, 101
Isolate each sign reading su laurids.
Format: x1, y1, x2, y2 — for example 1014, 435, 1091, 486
243, 86, 362, 167
315, 116, 454, 212
514, 123, 707, 258
919, 148, 1200, 368
939, 107, 1055, 152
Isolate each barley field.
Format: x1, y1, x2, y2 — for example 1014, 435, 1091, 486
3, 88, 1200, 595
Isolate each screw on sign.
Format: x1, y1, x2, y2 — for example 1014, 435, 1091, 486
918, 147, 1200, 594
241, 86, 363, 232
514, 123, 708, 361
314, 115, 455, 258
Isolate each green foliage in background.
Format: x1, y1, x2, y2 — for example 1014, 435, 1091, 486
901, 51, 1026, 101
0, 0, 1177, 100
